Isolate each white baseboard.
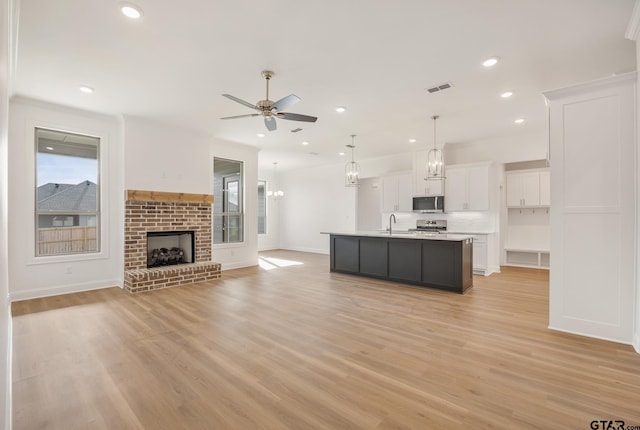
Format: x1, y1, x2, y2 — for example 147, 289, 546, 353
5, 301, 11, 430
281, 246, 328, 255
548, 324, 633, 346
9, 278, 122, 302
633, 333, 640, 354
220, 260, 258, 271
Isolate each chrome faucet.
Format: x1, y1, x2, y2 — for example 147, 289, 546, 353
389, 213, 396, 235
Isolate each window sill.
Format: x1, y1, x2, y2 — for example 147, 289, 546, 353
28, 251, 109, 266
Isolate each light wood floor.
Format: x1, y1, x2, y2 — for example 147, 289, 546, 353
12, 250, 640, 429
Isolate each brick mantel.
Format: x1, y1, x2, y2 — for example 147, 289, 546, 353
124, 190, 220, 292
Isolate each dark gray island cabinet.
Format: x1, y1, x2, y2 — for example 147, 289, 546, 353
326, 232, 474, 294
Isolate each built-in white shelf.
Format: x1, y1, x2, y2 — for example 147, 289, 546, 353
504, 247, 549, 269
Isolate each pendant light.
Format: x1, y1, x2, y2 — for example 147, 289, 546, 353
426, 115, 445, 180
345, 135, 360, 187
267, 162, 284, 199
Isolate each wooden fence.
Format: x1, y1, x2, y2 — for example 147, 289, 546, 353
37, 226, 97, 256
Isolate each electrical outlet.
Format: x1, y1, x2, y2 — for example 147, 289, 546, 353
66, 266, 72, 275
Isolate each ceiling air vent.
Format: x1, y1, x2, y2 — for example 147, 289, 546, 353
426, 82, 454, 94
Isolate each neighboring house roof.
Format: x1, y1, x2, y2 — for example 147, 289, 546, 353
37, 181, 97, 211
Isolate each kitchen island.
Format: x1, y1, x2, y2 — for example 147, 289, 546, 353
323, 231, 474, 294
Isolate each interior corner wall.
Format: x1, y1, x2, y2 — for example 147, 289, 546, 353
1, 0, 12, 425
635, 35, 640, 353
258, 165, 280, 251
278, 163, 358, 254
444, 132, 547, 165
8, 98, 124, 301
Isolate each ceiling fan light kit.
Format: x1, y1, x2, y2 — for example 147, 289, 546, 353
221, 70, 318, 132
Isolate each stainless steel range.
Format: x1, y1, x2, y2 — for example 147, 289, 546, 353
410, 219, 447, 233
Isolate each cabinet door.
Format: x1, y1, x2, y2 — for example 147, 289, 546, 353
381, 176, 398, 212
539, 170, 550, 206
472, 236, 487, 271
445, 168, 467, 211
397, 174, 413, 211
467, 166, 489, 210
426, 178, 443, 196
413, 150, 428, 196
506, 174, 522, 207
520, 172, 540, 206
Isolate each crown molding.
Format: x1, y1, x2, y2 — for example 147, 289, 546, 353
626, 0, 640, 40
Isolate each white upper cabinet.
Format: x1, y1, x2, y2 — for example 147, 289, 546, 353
446, 164, 489, 211
413, 150, 444, 196
506, 169, 550, 207
381, 173, 413, 212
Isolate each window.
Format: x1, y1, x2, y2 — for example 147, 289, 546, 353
258, 180, 267, 235
213, 157, 243, 244
35, 128, 100, 256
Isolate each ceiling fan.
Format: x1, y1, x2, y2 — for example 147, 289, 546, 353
221, 70, 318, 132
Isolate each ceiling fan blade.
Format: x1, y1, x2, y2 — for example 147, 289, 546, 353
265, 117, 277, 131
277, 112, 318, 123
271, 94, 301, 112
220, 114, 261, 120
222, 94, 258, 110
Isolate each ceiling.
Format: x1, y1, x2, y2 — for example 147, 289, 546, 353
12, 0, 637, 171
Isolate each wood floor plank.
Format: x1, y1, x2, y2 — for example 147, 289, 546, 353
11, 251, 640, 429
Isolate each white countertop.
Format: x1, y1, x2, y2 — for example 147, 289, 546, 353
321, 231, 474, 241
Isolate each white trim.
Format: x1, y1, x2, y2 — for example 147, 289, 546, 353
548, 325, 634, 346
634, 333, 640, 353
543, 72, 637, 101
8, 279, 122, 302
220, 261, 258, 271
282, 246, 328, 255
626, 0, 640, 41
25, 119, 111, 265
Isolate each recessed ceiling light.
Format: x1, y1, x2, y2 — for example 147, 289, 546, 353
45, 146, 54, 151
257, 133, 265, 138
339, 152, 345, 156
514, 118, 525, 124
501, 91, 513, 98
79, 85, 94, 94
302, 141, 309, 145
121, 3, 143, 19
482, 57, 499, 68
335, 106, 346, 113
409, 139, 417, 143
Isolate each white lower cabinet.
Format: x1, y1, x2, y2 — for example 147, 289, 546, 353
471, 235, 489, 275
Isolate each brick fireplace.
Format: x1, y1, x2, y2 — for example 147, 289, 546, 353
124, 190, 221, 293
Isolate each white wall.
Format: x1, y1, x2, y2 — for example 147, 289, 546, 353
630, 4, 640, 352
257, 165, 280, 251
1, 0, 13, 425
124, 117, 211, 194
444, 132, 547, 165
8, 98, 124, 301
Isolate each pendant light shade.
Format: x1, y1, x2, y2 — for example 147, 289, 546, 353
345, 135, 360, 187
426, 115, 445, 180
267, 162, 284, 199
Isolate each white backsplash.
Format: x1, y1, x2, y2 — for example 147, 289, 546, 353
379, 210, 497, 233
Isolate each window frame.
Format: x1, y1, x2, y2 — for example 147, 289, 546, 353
257, 179, 267, 235
212, 157, 245, 246
28, 123, 109, 265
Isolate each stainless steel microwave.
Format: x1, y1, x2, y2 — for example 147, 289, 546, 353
412, 196, 445, 213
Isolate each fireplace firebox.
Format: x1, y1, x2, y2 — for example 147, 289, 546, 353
147, 230, 195, 268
